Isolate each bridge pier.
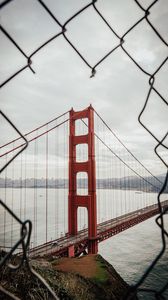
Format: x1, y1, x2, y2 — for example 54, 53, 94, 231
68, 105, 98, 254
88, 238, 98, 254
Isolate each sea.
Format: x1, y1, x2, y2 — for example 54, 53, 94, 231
0, 188, 168, 299
99, 216, 168, 299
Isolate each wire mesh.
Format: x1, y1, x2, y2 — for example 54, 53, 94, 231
0, 111, 59, 299
0, 0, 168, 299
0, 112, 69, 250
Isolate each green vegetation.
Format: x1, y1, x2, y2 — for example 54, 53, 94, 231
92, 256, 109, 284
0, 254, 136, 299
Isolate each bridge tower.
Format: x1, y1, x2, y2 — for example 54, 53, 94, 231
68, 105, 98, 254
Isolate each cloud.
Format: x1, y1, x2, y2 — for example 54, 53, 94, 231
0, 0, 167, 177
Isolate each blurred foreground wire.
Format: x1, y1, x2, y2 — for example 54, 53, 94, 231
0, 0, 168, 299
0, 111, 59, 299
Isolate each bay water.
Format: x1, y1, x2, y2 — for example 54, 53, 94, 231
0, 188, 167, 299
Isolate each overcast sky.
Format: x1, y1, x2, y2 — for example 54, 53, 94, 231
0, 0, 168, 176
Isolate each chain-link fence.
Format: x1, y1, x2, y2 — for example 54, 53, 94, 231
0, 0, 168, 299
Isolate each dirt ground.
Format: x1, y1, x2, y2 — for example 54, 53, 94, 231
53, 254, 98, 278
0, 254, 131, 300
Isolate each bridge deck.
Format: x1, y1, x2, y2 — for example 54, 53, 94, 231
29, 200, 168, 258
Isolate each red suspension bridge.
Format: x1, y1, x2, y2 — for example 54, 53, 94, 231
0, 105, 167, 257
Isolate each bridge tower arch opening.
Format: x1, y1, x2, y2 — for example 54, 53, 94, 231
77, 207, 88, 232
76, 172, 88, 195
68, 105, 98, 254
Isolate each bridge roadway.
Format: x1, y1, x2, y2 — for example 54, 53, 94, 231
29, 200, 168, 258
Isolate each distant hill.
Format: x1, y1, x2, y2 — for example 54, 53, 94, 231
0, 174, 167, 193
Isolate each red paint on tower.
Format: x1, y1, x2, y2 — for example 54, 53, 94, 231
68, 105, 98, 254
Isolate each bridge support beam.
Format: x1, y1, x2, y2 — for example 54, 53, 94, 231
68, 105, 98, 254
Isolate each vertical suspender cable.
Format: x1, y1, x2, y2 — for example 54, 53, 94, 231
57, 124, 60, 237
119, 149, 122, 216
33, 139, 36, 245
114, 155, 117, 220
105, 126, 108, 224
63, 118, 66, 234
54, 120, 58, 239
24, 149, 27, 221
54, 122, 56, 238
4, 154, 7, 247
143, 176, 145, 209
20, 152, 22, 220
128, 164, 131, 213
103, 123, 107, 225
97, 120, 100, 225
35, 133, 38, 245
46, 125, 48, 244
11, 147, 14, 246
123, 153, 127, 215
112, 153, 115, 220
33, 133, 38, 246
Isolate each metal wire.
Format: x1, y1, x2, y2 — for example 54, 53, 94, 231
0, 0, 168, 299
81, 117, 162, 191
0, 112, 59, 299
